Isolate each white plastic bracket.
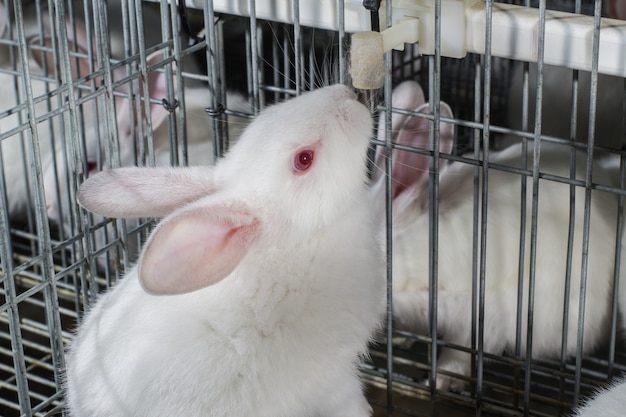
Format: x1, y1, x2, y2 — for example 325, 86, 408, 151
166, 0, 626, 79
384, 0, 471, 58
381, 17, 420, 52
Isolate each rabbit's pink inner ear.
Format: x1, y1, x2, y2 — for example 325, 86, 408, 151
388, 81, 427, 136
374, 81, 427, 183
438, 102, 455, 156
391, 116, 433, 199
138, 205, 260, 295
391, 103, 455, 199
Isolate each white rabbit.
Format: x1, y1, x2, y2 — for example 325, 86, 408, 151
64, 84, 385, 417
0, 5, 95, 222
572, 378, 626, 417
372, 80, 622, 392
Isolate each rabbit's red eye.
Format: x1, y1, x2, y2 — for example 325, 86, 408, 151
293, 150, 314, 173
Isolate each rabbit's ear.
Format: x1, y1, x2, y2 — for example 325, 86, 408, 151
390, 101, 454, 201
376, 81, 426, 149
139, 203, 260, 295
77, 167, 216, 218
370, 100, 454, 224
374, 81, 426, 179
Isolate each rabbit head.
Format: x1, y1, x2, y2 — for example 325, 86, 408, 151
77, 84, 375, 294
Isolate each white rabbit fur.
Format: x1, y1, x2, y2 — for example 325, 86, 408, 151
65, 84, 385, 417
572, 378, 626, 417
373, 81, 622, 392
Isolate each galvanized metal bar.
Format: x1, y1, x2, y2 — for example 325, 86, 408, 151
256, 25, 265, 106
7, 0, 57, 412
291, 0, 301, 94
282, 30, 290, 98
381, 0, 393, 413
248, 0, 260, 113
202, 0, 224, 160
609, 81, 626, 378
427, 0, 443, 408
477, 0, 495, 411
470, 37, 482, 412
167, 0, 187, 166
86, 0, 120, 298
39, 0, 80, 394
270, 23, 280, 102
155, 0, 177, 167
557, 0, 584, 405
513, 2, 531, 409
573, 0, 603, 406
523, 0, 548, 413
337, 0, 345, 86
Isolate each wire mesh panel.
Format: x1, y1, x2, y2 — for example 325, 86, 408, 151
0, 0, 625, 416
0, 0, 226, 415
364, 1, 626, 416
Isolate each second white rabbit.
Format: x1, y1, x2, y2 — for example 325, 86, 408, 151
372, 81, 622, 392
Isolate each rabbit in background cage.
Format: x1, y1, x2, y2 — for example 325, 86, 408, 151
64, 84, 385, 417
505, 0, 626, 151
42, 49, 250, 266
372, 80, 622, 392
0, 1, 249, 264
0, 1, 213, 224
0, 5, 97, 222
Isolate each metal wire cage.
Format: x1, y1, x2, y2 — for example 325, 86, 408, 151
0, 0, 625, 416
